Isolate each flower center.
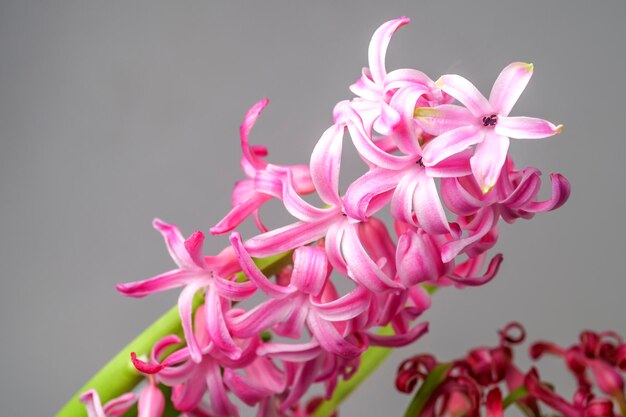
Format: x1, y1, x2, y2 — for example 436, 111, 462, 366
416, 157, 424, 167
482, 114, 498, 127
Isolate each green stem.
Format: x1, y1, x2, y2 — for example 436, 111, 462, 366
503, 385, 528, 409
403, 362, 452, 417
56, 251, 293, 417
312, 325, 395, 417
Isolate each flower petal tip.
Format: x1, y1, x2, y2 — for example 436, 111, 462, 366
555, 124, 564, 134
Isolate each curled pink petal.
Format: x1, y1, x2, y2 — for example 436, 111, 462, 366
368, 322, 428, 347
153, 219, 200, 269
471, 132, 510, 194
80, 390, 107, 417
437, 74, 493, 117
310, 124, 344, 207
422, 125, 483, 167
312, 285, 371, 321
368, 17, 410, 84
137, 383, 165, 417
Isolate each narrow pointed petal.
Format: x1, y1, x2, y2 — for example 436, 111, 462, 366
244, 219, 333, 258
179, 281, 205, 363
223, 370, 270, 406
471, 132, 510, 194
489, 62, 534, 116
103, 393, 136, 416
424, 149, 473, 178
290, 246, 329, 296
368, 17, 410, 84
342, 224, 404, 291
344, 106, 413, 169
414, 172, 452, 235
440, 177, 484, 216
280, 357, 322, 411
391, 174, 420, 226
230, 232, 294, 299
312, 285, 371, 321
205, 286, 242, 360
437, 74, 492, 116
389, 84, 429, 155
138, 383, 165, 417
272, 166, 333, 222
214, 276, 257, 302
241, 99, 270, 170
116, 269, 200, 298
205, 360, 238, 417
526, 173, 571, 212
257, 340, 323, 362
446, 253, 503, 287
307, 314, 363, 358
153, 219, 199, 269
80, 390, 107, 417
415, 104, 475, 136
343, 168, 405, 221
229, 298, 295, 338
310, 124, 344, 206
442, 208, 497, 263
368, 321, 428, 347
211, 194, 270, 235
350, 67, 380, 100
385, 68, 434, 93
422, 126, 483, 166
396, 230, 445, 287
496, 116, 563, 139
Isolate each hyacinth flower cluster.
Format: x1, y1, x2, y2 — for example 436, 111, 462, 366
66, 16, 570, 417
396, 323, 626, 417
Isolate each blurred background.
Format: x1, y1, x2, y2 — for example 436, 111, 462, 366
1, 1, 625, 415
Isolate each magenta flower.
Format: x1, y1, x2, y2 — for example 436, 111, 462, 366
419, 62, 563, 193
80, 390, 137, 417
116, 219, 256, 363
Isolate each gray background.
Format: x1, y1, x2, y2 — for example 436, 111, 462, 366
1, 1, 625, 415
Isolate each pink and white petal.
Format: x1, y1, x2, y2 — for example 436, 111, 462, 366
80, 390, 106, 417
257, 340, 323, 362
471, 133, 510, 194
214, 277, 257, 302
385, 68, 434, 93
489, 62, 534, 116
499, 169, 542, 209
153, 219, 198, 269
343, 168, 405, 221
396, 230, 445, 287
244, 219, 333, 258
229, 298, 295, 338
441, 208, 497, 263
103, 393, 137, 417
246, 357, 288, 394
440, 178, 484, 216
437, 74, 493, 116
422, 125, 483, 166
325, 222, 348, 277
230, 232, 293, 299
425, 148, 473, 178
495, 116, 563, 139
349, 67, 380, 100
116, 269, 201, 298
311, 285, 371, 321
367, 321, 428, 347
307, 314, 363, 359
413, 173, 452, 235
267, 167, 331, 222
137, 383, 165, 417
211, 195, 270, 235
205, 360, 238, 417
415, 104, 475, 136
368, 17, 411, 84
390, 174, 420, 226
240, 99, 270, 171
446, 253, 503, 287
178, 281, 205, 363
345, 106, 413, 169
342, 224, 404, 291
289, 164, 315, 194
290, 246, 329, 296
526, 173, 571, 212
279, 357, 322, 411
184, 231, 206, 269
389, 84, 430, 155
274, 298, 309, 339
205, 286, 242, 360
223, 369, 271, 406
310, 124, 345, 206
374, 102, 401, 136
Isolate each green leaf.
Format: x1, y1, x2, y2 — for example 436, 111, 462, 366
503, 385, 528, 409
403, 362, 452, 417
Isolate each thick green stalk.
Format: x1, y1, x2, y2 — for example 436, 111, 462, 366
312, 325, 395, 417
403, 362, 452, 417
56, 251, 293, 417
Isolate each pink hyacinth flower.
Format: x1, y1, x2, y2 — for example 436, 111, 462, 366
419, 62, 563, 193
211, 99, 314, 235
116, 219, 256, 363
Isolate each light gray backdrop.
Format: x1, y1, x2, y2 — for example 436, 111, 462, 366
1, 1, 625, 415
